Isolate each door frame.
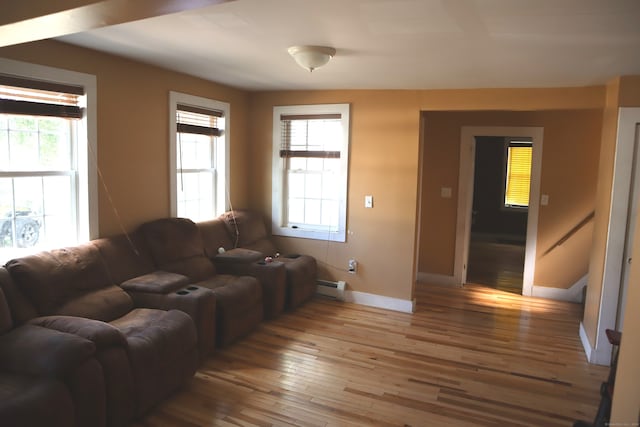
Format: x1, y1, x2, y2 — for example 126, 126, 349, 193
590, 107, 640, 365
455, 126, 544, 295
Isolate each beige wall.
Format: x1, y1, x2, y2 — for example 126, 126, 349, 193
419, 110, 603, 289
249, 91, 422, 300
248, 87, 605, 300
0, 40, 250, 237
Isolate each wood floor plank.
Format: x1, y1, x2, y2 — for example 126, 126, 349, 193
133, 283, 607, 426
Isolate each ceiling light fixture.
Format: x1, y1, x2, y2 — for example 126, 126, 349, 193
287, 45, 336, 72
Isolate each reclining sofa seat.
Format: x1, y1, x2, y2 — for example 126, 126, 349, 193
91, 231, 217, 359
0, 267, 105, 427
138, 217, 263, 348
220, 210, 318, 309
4, 244, 198, 423
197, 217, 287, 320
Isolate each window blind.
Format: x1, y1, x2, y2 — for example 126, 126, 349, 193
176, 104, 223, 137
505, 144, 532, 207
279, 113, 341, 158
0, 75, 84, 119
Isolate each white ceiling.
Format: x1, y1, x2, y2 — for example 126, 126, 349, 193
58, 0, 640, 91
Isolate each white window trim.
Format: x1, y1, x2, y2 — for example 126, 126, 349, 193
272, 103, 350, 242
169, 91, 229, 219
0, 57, 98, 243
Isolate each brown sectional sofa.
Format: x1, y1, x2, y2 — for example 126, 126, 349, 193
218, 210, 318, 309
139, 217, 264, 348
0, 210, 317, 427
0, 268, 106, 427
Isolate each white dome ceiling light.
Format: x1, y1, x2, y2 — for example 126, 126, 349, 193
287, 45, 336, 72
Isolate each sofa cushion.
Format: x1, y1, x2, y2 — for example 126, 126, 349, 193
197, 218, 234, 257
0, 267, 37, 326
0, 287, 12, 335
214, 248, 263, 265
120, 271, 190, 294
29, 315, 127, 350
55, 286, 133, 322
109, 308, 198, 414
92, 231, 155, 285
0, 324, 96, 377
0, 374, 75, 427
194, 274, 262, 347
5, 244, 134, 321
139, 217, 216, 281
220, 210, 277, 254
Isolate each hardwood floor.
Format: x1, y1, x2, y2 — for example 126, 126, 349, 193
467, 240, 525, 295
134, 283, 607, 426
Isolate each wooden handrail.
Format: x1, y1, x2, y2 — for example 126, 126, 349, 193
542, 211, 595, 256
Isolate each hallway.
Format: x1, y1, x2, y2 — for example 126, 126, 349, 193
466, 239, 525, 294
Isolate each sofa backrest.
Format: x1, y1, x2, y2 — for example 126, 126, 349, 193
0, 286, 12, 335
139, 217, 216, 282
219, 210, 277, 255
5, 244, 133, 322
0, 266, 37, 326
92, 231, 155, 285
197, 218, 234, 259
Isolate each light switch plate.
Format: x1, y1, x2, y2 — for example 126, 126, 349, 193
365, 195, 373, 208
441, 187, 452, 198
541, 194, 549, 206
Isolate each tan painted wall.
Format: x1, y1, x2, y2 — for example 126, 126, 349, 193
248, 88, 605, 300
419, 110, 603, 288
249, 91, 422, 300
0, 40, 250, 237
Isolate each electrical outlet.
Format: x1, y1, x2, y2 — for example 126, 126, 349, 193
348, 259, 357, 274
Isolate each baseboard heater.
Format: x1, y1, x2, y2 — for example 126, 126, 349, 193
316, 280, 346, 301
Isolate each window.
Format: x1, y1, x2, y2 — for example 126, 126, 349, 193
0, 58, 97, 264
504, 140, 532, 208
169, 92, 229, 222
272, 104, 350, 242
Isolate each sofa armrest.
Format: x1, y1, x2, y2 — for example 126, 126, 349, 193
213, 260, 286, 320
29, 315, 127, 350
0, 324, 96, 377
126, 286, 217, 357
120, 271, 190, 294
214, 248, 263, 267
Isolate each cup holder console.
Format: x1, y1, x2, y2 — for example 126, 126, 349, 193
176, 286, 199, 295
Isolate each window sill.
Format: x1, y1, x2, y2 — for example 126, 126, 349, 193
272, 226, 346, 243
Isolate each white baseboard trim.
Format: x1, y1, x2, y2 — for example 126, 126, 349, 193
416, 272, 461, 287
579, 321, 612, 366
531, 274, 588, 303
579, 321, 593, 362
344, 290, 414, 313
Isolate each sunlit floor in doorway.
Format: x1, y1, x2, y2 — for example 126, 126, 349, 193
467, 239, 525, 294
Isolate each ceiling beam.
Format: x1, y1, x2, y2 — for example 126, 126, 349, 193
0, 0, 233, 48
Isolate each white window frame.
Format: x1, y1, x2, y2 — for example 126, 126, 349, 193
169, 91, 229, 220
272, 103, 350, 242
0, 57, 98, 251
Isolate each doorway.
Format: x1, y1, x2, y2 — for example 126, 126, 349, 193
466, 136, 529, 294
455, 126, 543, 296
